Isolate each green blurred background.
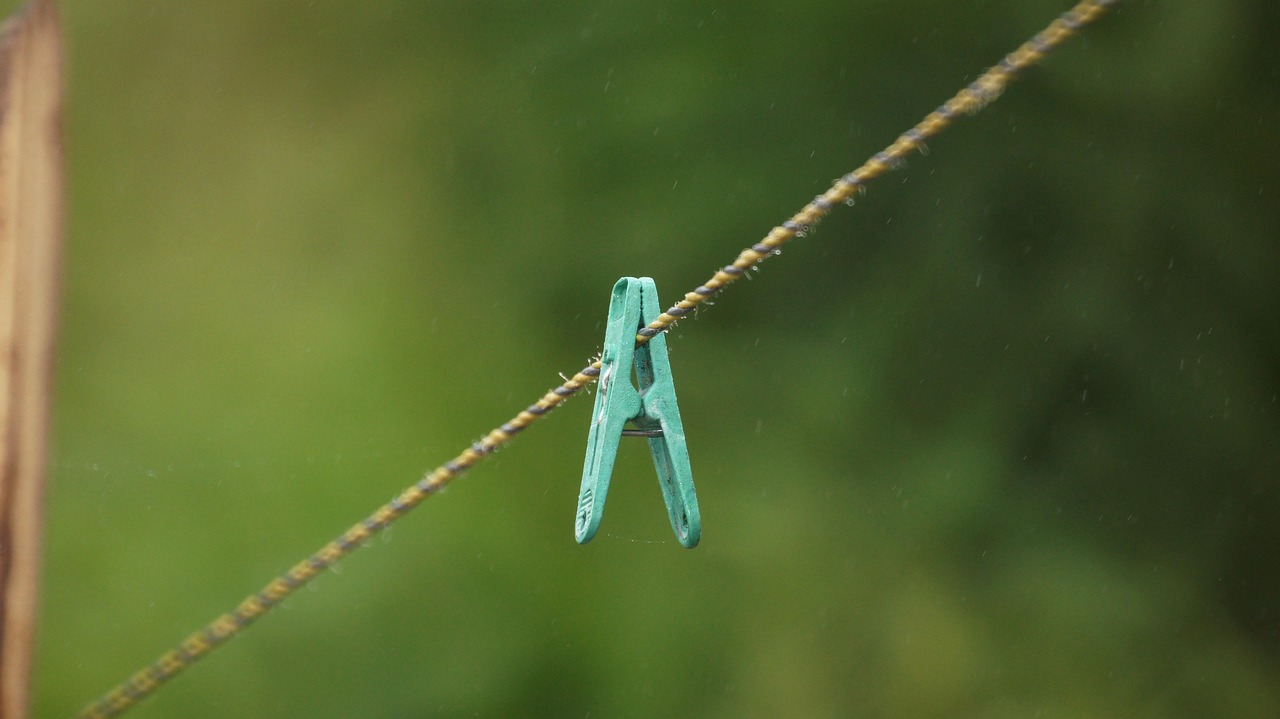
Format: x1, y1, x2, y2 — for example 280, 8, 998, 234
24, 0, 1279, 716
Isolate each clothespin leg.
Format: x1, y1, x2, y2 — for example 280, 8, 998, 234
576, 278, 642, 544
635, 278, 701, 548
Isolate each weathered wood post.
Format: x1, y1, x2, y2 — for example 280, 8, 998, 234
0, 0, 62, 717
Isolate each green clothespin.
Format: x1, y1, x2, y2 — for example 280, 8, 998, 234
576, 277, 701, 548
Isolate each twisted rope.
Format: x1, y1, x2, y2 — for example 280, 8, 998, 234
76, 1, 1119, 716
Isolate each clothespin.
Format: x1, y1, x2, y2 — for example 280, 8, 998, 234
576, 277, 701, 548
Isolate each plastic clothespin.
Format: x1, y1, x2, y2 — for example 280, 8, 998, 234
576, 277, 701, 548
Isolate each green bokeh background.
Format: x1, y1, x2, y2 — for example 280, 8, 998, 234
26, 1, 1280, 716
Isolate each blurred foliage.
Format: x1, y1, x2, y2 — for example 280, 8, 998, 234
22, 0, 1279, 717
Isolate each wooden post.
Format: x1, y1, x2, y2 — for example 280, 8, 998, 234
0, 1, 62, 717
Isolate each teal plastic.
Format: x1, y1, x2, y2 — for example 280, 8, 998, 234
576, 277, 701, 548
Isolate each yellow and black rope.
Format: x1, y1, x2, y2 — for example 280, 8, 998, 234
638, 0, 1120, 338
76, 1, 1119, 716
